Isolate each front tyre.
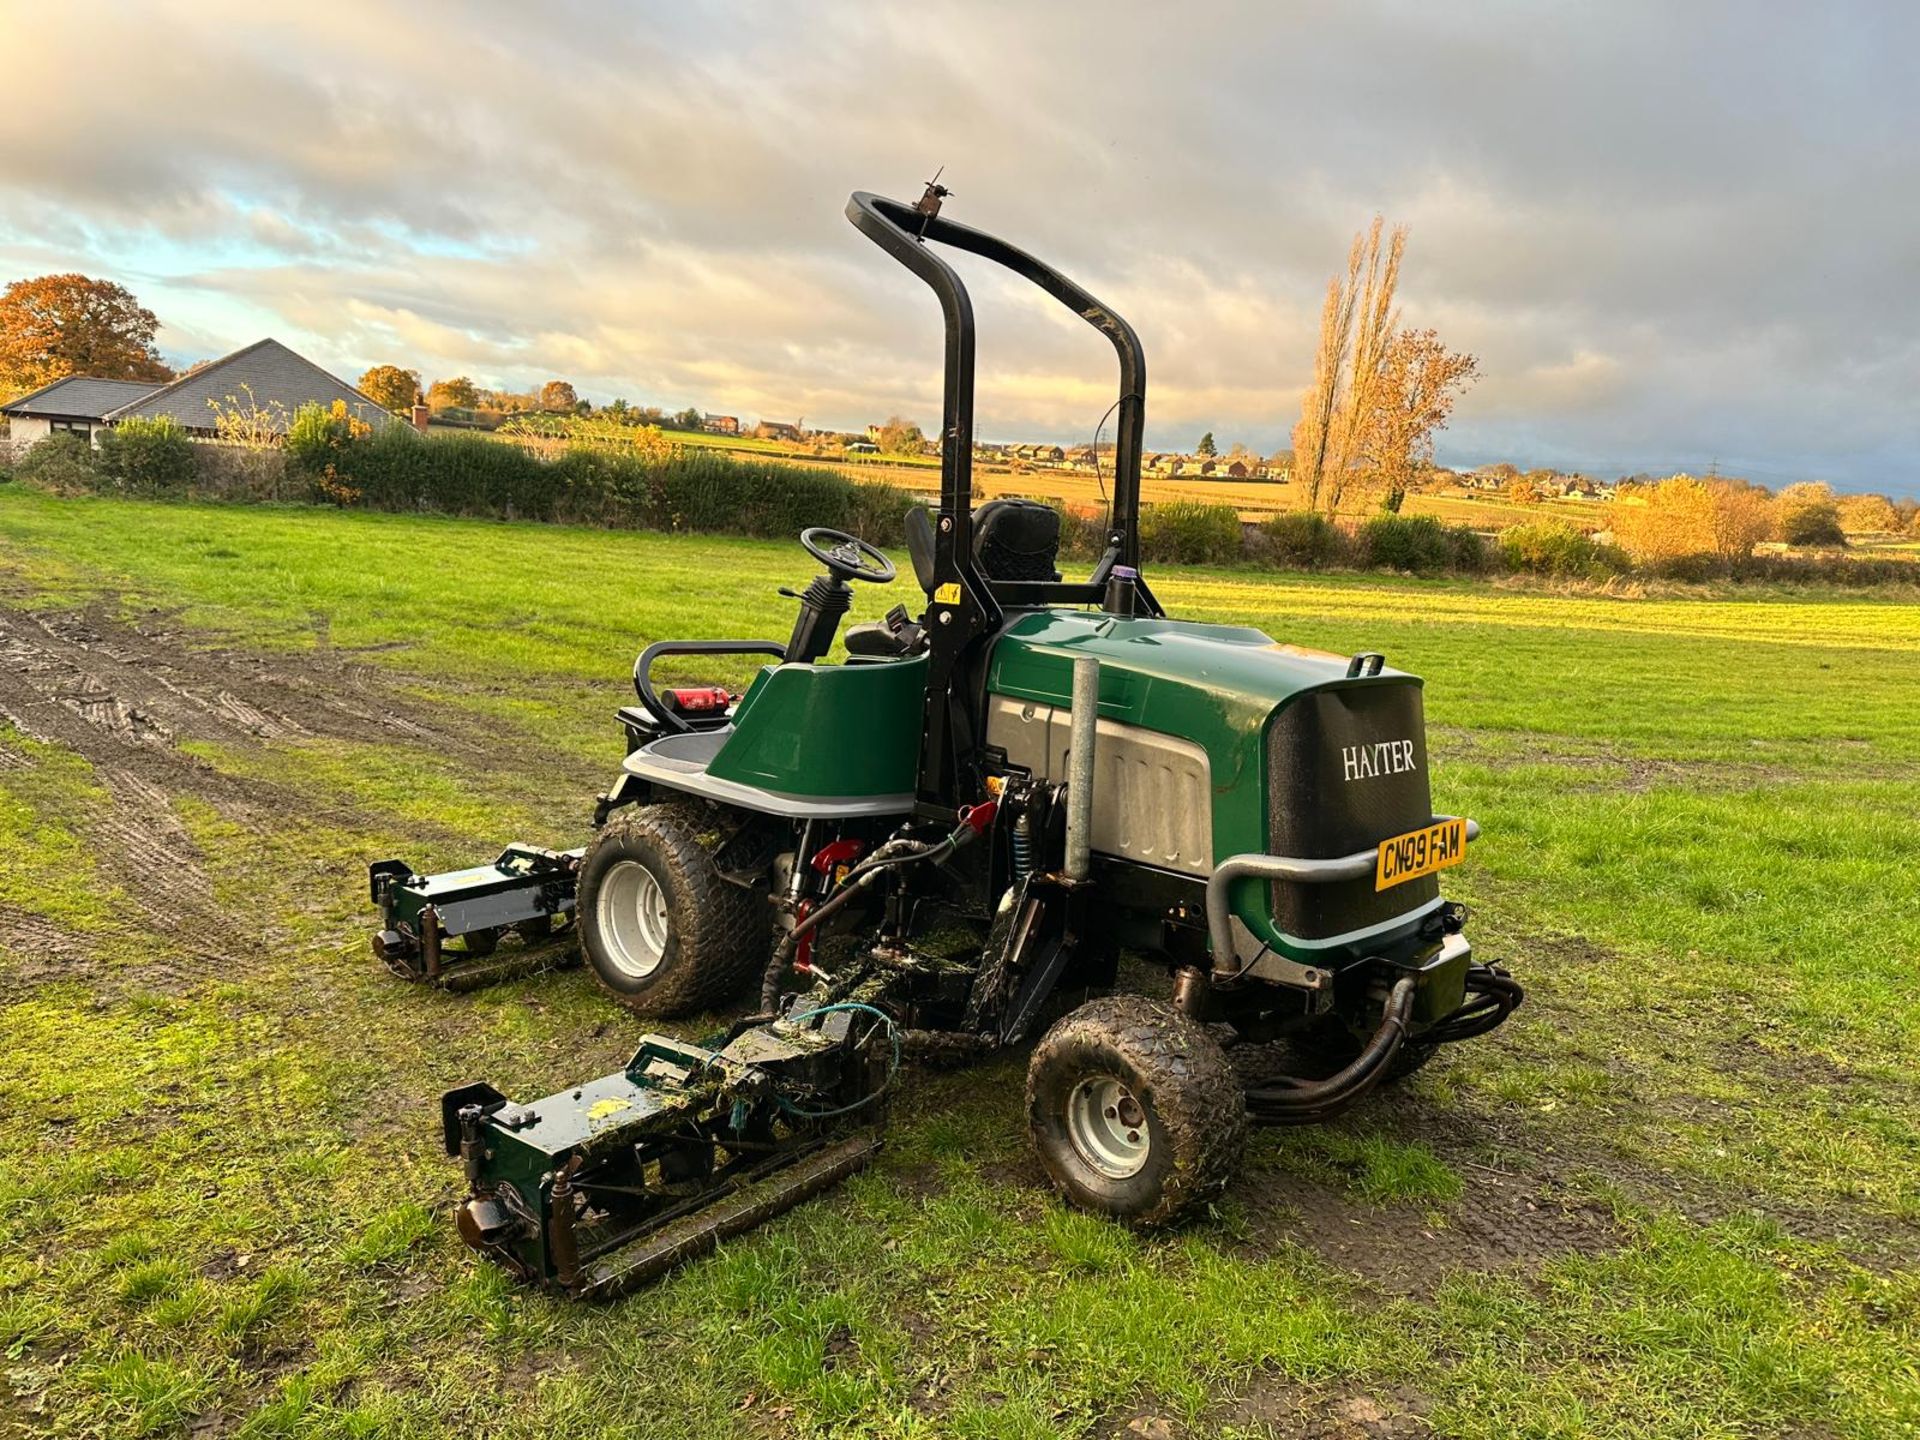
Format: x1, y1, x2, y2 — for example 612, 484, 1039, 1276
577, 803, 766, 1018
1026, 995, 1247, 1227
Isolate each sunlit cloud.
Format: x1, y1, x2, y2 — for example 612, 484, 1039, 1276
0, 0, 1914, 492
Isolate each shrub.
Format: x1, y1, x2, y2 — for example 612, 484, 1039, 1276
285, 402, 373, 505
1498, 521, 1629, 579
1646, 551, 1728, 582
1775, 482, 1846, 547
1443, 522, 1491, 573
1356, 514, 1484, 574
1054, 506, 1110, 562
1607, 474, 1773, 563
14, 432, 100, 493
1257, 510, 1347, 569
95, 416, 196, 495
1139, 501, 1243, 565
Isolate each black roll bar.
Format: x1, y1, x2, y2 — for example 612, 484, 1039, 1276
844, 191, 1151, 580
844, 188, 1159, 812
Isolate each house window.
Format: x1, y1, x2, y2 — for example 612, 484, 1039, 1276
49, 419, 92, 437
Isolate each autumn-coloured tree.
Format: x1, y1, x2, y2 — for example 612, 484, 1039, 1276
427, 376, 481, 410
1291, 217, 1407, 514
357, 365, 421, 413
1837, 492, 1899, 535
1704, 479, 1774, 559
1508, 475, 1543, 505
539, 379, 579, 412
0, 274, 172, 394
1612, 475, 1772, 562
876, 415, 924, 455
1365, 329, 1479, 512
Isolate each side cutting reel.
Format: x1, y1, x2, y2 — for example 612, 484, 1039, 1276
370, 843, 585, 990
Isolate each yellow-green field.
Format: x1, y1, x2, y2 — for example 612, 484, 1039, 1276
0, 490, 1914, 1438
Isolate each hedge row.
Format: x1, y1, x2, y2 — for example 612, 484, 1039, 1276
11, 425, 919, 547
6, 426, 1914, 588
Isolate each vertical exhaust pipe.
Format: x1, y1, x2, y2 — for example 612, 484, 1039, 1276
1065, 656, 1098, 881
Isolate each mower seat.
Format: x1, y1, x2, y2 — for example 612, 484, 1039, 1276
844, 603, 927, 658
973, 498, 1061, 582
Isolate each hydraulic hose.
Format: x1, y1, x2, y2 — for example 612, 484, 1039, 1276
1424, 965, 1523, 1044
757, 805, 998, 1009
1245, 978, 1416, 1126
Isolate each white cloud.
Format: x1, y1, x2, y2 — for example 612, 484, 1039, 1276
0, 0, 1914, 492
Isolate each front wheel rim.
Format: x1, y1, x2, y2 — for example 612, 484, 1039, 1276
597, 859, 670, 980
1065, 1075, 1151, 1179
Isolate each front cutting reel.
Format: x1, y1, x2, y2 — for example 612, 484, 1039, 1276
444, 1005, 893, 1297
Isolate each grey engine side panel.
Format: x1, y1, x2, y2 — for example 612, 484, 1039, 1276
984, 694, 1213, 875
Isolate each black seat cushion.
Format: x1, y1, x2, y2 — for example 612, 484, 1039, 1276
844, 604, 927, 658
973, 498, 1061, 582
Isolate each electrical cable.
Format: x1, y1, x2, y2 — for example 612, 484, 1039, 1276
772, 1002, 902, 1119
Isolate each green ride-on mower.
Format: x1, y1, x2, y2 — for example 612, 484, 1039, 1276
424, 182, 1523, 1298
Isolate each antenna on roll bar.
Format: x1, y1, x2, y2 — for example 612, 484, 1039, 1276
914, 167, 951, 235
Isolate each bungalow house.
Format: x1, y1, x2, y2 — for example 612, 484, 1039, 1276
4, 340, 392, 449
108, 338, 393, 437
1, 376, 163, 446
755, 419, 802, 441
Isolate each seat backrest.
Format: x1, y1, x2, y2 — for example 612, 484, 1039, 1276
972, 498, 1061, 582
905, 505, 938, 592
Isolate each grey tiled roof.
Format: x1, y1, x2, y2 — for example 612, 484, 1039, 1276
103, 338, 394, 432
2, 375, 163, 421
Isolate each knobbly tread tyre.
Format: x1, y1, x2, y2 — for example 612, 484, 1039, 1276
1026, 994, 1248, 1228
577, 802, 768, 1018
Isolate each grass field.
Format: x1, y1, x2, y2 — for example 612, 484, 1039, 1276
0, 489, 1915, 1439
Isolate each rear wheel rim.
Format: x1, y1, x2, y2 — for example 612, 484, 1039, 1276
598, 859, 670, 980
1065, 1075, 1150, 1179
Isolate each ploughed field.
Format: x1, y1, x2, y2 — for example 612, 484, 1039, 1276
0, 488, 1914, 1439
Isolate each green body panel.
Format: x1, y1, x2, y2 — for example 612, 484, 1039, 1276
984, 610, 1429, 965
707, 655, 927, 797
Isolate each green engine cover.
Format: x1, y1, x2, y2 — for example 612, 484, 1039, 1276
985, 610, 1434, 963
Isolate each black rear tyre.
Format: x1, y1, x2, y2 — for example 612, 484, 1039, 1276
1027, 995, 1247, 1227
577, 803, 767, 1018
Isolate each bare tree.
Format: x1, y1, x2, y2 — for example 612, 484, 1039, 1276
1290, 218, 1407, 514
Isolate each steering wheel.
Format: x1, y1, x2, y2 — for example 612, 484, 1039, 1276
800, 527, 896, 584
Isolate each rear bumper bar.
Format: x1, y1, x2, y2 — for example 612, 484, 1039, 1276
1205, 816, 1479, 965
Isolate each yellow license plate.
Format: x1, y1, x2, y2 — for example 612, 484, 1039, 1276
1375, 818, 1468, 892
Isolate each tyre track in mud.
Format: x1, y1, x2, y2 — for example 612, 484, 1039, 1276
0, 598, 529, 997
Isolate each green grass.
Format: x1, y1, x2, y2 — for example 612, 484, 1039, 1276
0, 488, 1916, 1437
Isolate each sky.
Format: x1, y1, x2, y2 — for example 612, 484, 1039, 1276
1, 1, 1915, 495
